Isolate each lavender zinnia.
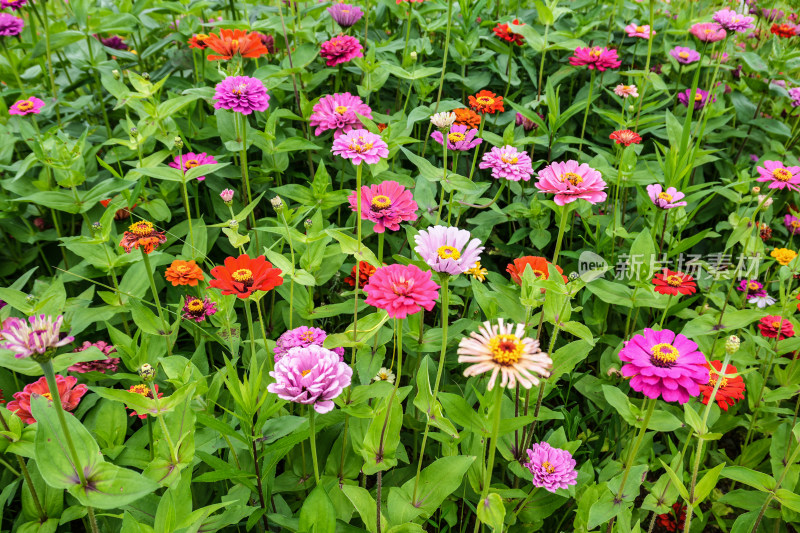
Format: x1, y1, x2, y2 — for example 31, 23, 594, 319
213, 76, 270, 115
523, 442, 579, 493
1, 315, 74, 360
267, 345, 352, 413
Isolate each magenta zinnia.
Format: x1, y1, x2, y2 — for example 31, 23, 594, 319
677, 88, 714, 110
0, 13, 24, 36
669, 46, 701, 65
309, 92, 372, 138
430, 124, 482, 151
479, 145, 534, 181
182, 296, 217, 323
523, 442, 578, 493
331, 128, 389, 165
619, 328, 709, 404
569, 46, 621, 71
267, 345, 352, 413
756, 160, 800, 191
213, 76, 270, 115
535, 160, 607, 206
458, 319, 552, 390
414, 225, 484, 276
168, 152, 218, 181
273, 326, 345, 362
363, 264, 440, 319
69, 341, 120, 373
348, 180, 418, 233
320, 34, 363, 66
9, 97, 45, 116
1, 315, 74, 360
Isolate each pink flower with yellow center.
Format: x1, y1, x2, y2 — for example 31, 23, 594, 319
756, 160, 800, 191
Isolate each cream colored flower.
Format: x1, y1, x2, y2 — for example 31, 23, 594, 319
430, 112, 457, 129
374, 367, 396, 384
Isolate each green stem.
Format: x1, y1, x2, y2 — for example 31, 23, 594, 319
181, 180, 195, 254
0, 409, 46, 521
238, 114, 257, 236
255, 300, 273, 372
308, 408, 320, 484
552, 204, 571, 265
39, 0, 61, 125
537, 25, 549, 99
140, 249, 171, 353
0, 40, 23, 90
244, 299, 257, 361
419, 0, 453, 158
280, 210, 296, 328
577, 70, 596, 155
147, 414, 155, 460
149, 382, 179, 464
377, 232, 385, 265
659, 294, 673, 329
614, 399, 656, 502
473, 384, 505, 533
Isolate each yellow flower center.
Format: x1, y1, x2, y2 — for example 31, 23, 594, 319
391, 276, 413, 295
650, 343, 679, 366
501, 155, 519, 164
231, 39, 239, 48
129, 221, 154, 236
232, 269, 253, 282
130, 384, 149, 396
448, 132, 466, 143
187, 299, 204, 312
694, 93, 704, 102
301, 369, 311, 377
437, 245, 461, 260
232, 83, 247, 96
335, 105, 348, 114
636, 26, 645, 33
772, 320, 782, 328
349, 137, 373, 153
17, 100, 33, 110
300, 331, 316, 342
489, 334, 524, 365
541, 461, 556, 473
748, 282, 760, 290
665, 275, 684, 287
197, 33, 209, 41
658, 192, 673, 202
41, 392, 53, 401
708, 374, 729, 389
184, 159, 200, 168
773, 168, 792, 181
371, 195, 392, 209
476, 96, 494, 105
678, 51, 689, 59
562, 172, 583, 185
589, 47, 603, 57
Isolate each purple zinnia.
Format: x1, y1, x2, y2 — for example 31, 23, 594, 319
619, 328, 709, 404
413, 225, 484, 276
646, 184, 687, 209
523, 442, 578, 493
669, 46, 701, 65
785, 215, 800, 235
515, 112, 540, 131
168, 152, 218, 181
788, 88, 800, 107
309, 92, 372, 138
479, 145, 534, 182
9, 97, 45, 116
320, 34, 363, 67
677, 88, 714, 110
0, 0, 27, 11
69, 341, 120, 373
327, 3, 364, 28
1, 315, 74, 359
430, 124, 482, 151
213, 76, 270, 115
331, 128, 389, 165
267, 345, 352, 413
713, 8, 755, 33
274, 326, 345, 362
95, 34, 127, 50
0, 13, 24, 37
182, 296, 217, 323
737, 279, 767, 298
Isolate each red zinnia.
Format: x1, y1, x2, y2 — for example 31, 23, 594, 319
127, 384, 163, 419
492, 20, 524, 45
344, 261, 377, 288
119, 220, 166, 254
468, 90, 504, 114
758, 315, 794, 340
770, 23, 797, 38
7, 375, 88, 424
204, 29, 269, 61
100, 198, 136, 220
609, 129, 642, 147
656, 502, 687, 532
188, 33, 210, 49
652, 269, 696, 296
699, 360, 745, 411
209, 254, 284, 299
507, 256, 566, 286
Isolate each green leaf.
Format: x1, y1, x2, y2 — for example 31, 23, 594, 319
720, 466, 776, 492
476, 493, 505, 532
693, 463, 725, 504
658, 459, 690, 502
413, 356, 458, 439
341, 485, 387, 533
298, 485, 336, 533
388, 456, 475, 523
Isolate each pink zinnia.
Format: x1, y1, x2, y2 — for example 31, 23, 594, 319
348, 180, 418, 233
785, 214, 800, 235
619, 328, 709, 404
0, 13, 23, 36
479, 145, 534, 182
182, 296, 217, 323
320, 34, 363, 67
9, 97, 45, 116
646, 184, 687, 209
523, 442, 578, 493
614, 84, 638, 98
1, 315, 74, 359
677, 88, 714, 110
363, 264, 440, 319
670, 46, 701, 64
625, 23, 655, 39
267, 345, 352, 413
213, 76, 270, 115
7, 375, 88, 424
0, 0, 27, 11
69, 341, 120, 373
168, 152, 218, 181
690, 23, 727, 42
756, 160, 800, 191
430, 124, 482, 151
414, 225, 484, 276
332, 128, 389, 165
273, 326, 344, 362
327, 3, 364, 28
758, 315, 794, 340
713, 8, 755, 33
309, 92, 372, 138
569, 46, 621, 71
535, 160, 607, 206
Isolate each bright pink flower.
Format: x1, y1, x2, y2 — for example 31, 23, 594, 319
267, 345, 352, 413
690, 23, 727, 42
669, 46, 701, 64
430, 124, 482, 151
646, 184, 687, 209
348, 180, 418, 233
569, 46, 621, 71
479, 145, 534, 181
320, 34, 363, 66
756, 160, 800, 191
69, 341, 120, 373
332, 128, 389, 165
9, 97, 44, 116
1, 315, 73, 359
535, 160, 607, 206
309, 92, 372, 138
7, 375, 88, 424
213, 76, 270, 115
168, 152, 218, 181
523, 442, 578, 493
713, 7, 755, 33
625, 23, 655, 39
274, 326, 344, 362
363, 264, 440, 319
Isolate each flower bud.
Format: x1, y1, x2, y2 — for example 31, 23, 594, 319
112, 69, 120, 80
304, 219, 313, 230
568, 272, 580, 281
752, 186, 761, 194
758, 194, 773, 207
228, 219, 239, 229
270, 196, 284, 210
174, 137, 183, 149
220, 188, 235, 205
725, 335, 740, 354
91, 221, 102, 233
142, 72, 150, 80
410, 51, 417, 61
130, 127, 138, 137
139, 363, 156, 381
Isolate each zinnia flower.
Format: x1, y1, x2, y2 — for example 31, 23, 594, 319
431, 124, 482, 151
669, 46, 701, 64
786, 215, 800, 235
569, 46, 621, 71
95, 34, 127, 50
430, 111, 457, 129
771, 247, 798, 265
619, 328, 709, 404
759, 8, 784, 22
522, 442, 578, 493
331, 128, 389, 165
515, 112, 539, 131
758, 315, 794, 340
127, 384, 163, 419
609, 129, 642, 146
677, 88, 714, 110
69, 341, 120, 373
327, 3, 363, 28
690, 23, 727, 42
320, 34, 363, 66
507, 256, 566, 286
454, 108, 481, 128
789, 88, 800, 107
209, 254, 284, 299
652, 269, 696, 296
0, 0, 27, 11
646, 184, 687, 209
309, 92, 372, 138
213, 76, 270, 115
414, 225, 484, 276
625, 23, 655, 39
188, 33, 210, 49
614, 84, 638, 98
468, 90, 504, 114
657, 503, 687, 533
749, 294, 776, 308
363, 264, 440, 319
220, 189, 235, 203
713, 8, 755, 32
374, 367, 395, 383
168, 152, 218, 181
0, 13, 24, 36
9, 97, 45, 116
1, 315, 74, 360
204, 29, 269, 61
165, 260, 204, 286
699, 360, 745, 411
7, 375, 88, 424
756, 160, 800, 191
273, 326, 345, 362
182, 296, 217, 323
737, 279, 766, 298
119, 220, 166, 254
267, 345, 352, 413
344, 261, 377, 288
535, 160, 608, 206
466, 262, 488, 282
457, 319, 552, 390
479, 145, 534, 181
771, 23, 798, 38
493, 19, 524, 45
348, 180, 418, 232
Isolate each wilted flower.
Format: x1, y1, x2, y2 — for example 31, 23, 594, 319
1, 315, 74, 360
267, 345, 352, 413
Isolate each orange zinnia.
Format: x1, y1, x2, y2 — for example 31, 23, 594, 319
468, 90, 504, 114
188, 33, 210, 50
453, 108, 481, 129
507, 256, 565, 286
204, 29, 269, 61
165, 260, 205, 287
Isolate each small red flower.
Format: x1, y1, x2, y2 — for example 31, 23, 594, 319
344, 261, 377, 288
770, 23, 797, 38
7, 375, 88, 424
609, 129, 642, 146
506, 256, 566, 286
758, 315, 794, 340
652, 269, 697, 296
209, 254, 284, 299
656, 502, 687, 532
119, 220, 166, 254
492, 20, 524, 45
699, 361, 745, 411
188, 33, 210, 49
759, 223, 772, 241
127, 384, 163, 419
468, 90, 504, 114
